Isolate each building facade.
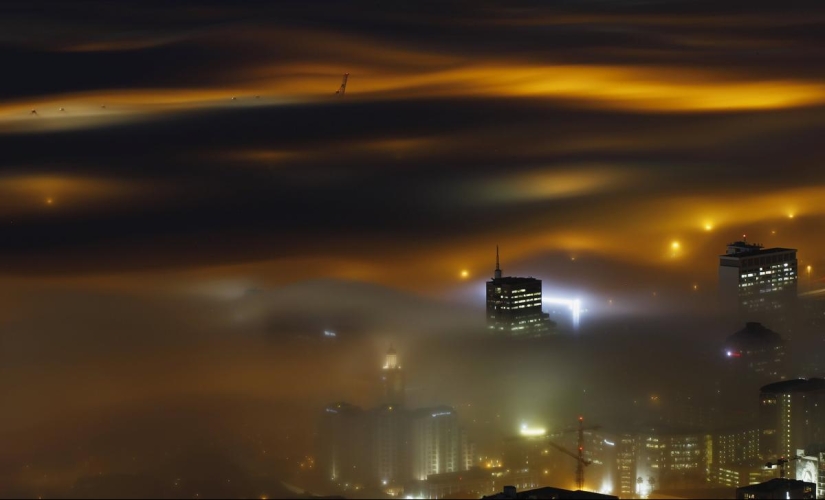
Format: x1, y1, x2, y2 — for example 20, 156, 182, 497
719, 241, 798, 330
410, 406, 471, 481
318, 402, 369, 487
760, 378, 825, 461
723, 322, 788, 382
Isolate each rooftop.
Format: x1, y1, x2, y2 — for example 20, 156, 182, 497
761, 378, 825, 394
488, 276, 541, 284
725, 322, 783, 346
720, 243, 797, 259
483, 486, 618, 499
736, 477, 815, 493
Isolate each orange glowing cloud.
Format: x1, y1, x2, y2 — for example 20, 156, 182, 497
469, 165, 635, 204
0, 174, 149, 215
5, 28, 825, 136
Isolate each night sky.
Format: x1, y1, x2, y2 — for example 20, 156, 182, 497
2, 1, 825, 497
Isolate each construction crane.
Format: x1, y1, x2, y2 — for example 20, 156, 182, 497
552, 417, 601, 490
335, 73, 349, 96
546, 417, 601, 490
546, 440, 592, 490
766, 455, 803, 478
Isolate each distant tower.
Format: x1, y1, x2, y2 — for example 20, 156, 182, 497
382, 345, 405, 406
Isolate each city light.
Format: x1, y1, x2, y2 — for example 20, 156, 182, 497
460, 269, 469, 279
519, 423, 547, 437
543, 297, 582, 329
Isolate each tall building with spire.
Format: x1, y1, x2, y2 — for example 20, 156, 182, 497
486, 247, 552, 335
381, 345, 405, 406
318, 347, 474, 492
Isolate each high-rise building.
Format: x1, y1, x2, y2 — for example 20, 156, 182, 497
759, 378, 825, 461
633, 430, 709, 493
486, 247, 552, 335
318, 402, 369, 487
370, 404, 408, 487
318, 348, 473, 491
409, 406, 472, 481
723, 322, 788, 382
712, 427, 761, 470
718, 241, 798, 328
381, 345, 405, 406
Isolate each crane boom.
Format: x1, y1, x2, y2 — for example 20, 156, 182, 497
546, 441, 591, 465
335, 73, 349, 95
766, 455, 803, 478
511, 417, 600, 491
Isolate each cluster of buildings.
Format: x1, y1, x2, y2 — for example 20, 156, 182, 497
317, 348, 475, 495
314, 241, 825, 498
502, 378, 825, 498
490, 240, 825, 498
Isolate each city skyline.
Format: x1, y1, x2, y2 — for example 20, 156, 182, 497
3, 1, 825, 499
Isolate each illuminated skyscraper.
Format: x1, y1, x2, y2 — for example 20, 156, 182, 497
319, 348, 474, 490
718, 241, 798, 328
759, 378, 825, 460
486, 247, 552, 335
381, 345, 405, 406
410, 406, 472, 481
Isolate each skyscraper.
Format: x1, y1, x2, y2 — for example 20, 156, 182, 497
318, 347, 473, 491
409, 406, 471, 481
370, 403, 408, 487
718, 241, 798, 329
723, 322, 788, 383
486, 247, 552, 335
318, 402, 369, 487
759, 378, 825, 460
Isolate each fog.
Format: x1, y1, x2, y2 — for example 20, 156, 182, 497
2, 272, 799, 498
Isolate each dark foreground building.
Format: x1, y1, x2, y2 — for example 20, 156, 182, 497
735, 478, 815, 499
484, 485, 618, 499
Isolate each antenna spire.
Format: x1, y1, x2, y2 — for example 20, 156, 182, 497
494, 245, 502, 279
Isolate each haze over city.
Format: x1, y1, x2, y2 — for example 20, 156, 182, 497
2, 1, 825, 499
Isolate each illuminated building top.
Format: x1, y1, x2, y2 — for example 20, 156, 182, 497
381, 345, 405, 406
384, 345, 398, 370
718, 241, 798, 327
486, 247, 552, 335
